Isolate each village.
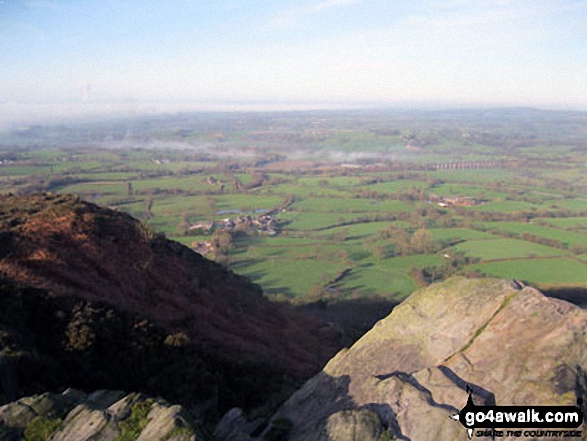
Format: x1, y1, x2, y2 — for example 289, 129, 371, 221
189, 212, 280, 255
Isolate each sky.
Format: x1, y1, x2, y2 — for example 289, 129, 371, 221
1, 0, 586, 124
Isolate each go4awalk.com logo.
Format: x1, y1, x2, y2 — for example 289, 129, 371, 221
451, 387, 584, 439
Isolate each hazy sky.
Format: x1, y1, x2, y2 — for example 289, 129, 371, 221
1, 0, 586, 122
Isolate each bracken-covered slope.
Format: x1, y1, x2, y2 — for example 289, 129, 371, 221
261, 277, 587, 441
0, 193, 340, 416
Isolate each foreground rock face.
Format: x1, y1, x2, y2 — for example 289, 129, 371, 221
0, 389, 198, 441
265, 278, 587, 441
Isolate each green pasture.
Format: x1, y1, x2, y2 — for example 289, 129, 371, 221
471, 258, 587, 284
378, 253, 441, 270
231, 235, 441, 301
451, 238, 566, 261
429, 182, 509, 199
231, 257, 346, 300
292, 197, 413, 213
481, 221, 587, 248
313, 221, 410, 239
337, 266, 417, 300
428, 228, 497, 242
77, 172, 140, 181
169, 235, 210, 247
430, 168, 516, 182
149, 195, 214, 217
366, 180, 427, 194
129, 176, 211, 193
261, 183, 350, 198
296, 176, 364, 188
469, 200, 541, 212
543, 199, 587, 211
538, 217, 587, 229
212, 194, 285, 212
279, 212, 358, 230
59, 181, 126, 196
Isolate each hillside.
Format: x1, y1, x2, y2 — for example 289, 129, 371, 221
0, 193, 341, 418
221, 277, 587, 440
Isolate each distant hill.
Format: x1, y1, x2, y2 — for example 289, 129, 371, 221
0, 193, 341, 419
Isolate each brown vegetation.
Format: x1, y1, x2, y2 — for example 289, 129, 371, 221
0, 193, 342, 417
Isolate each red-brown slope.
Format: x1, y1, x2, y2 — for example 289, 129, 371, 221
0, 193, 340, 379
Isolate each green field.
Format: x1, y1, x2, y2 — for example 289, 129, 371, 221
480, 221, 587, 248
292, 197, 413, 214
451, 238, 566, 261
472, 258, 587, 283
469, 200, 541, 212
428, 228, 497, 242
540, 218, 587, 229
2, 109, 587, 305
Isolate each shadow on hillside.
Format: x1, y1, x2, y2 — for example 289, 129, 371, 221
540, 286, 587, 309
295, 297, 397, 346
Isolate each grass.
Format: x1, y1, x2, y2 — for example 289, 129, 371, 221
212, 194, 284, 212
429, 182, 509, 199
264, 183, 350, 197
116, 399, 153, 441
59, 181, 127, 196
231, 255, 346, 299
430, 169, 516, 182
364, 180, 427, 193
3, 141, 587, 305
292, 197, 413, 213
468, 200, 541, 212
543, 199, 587, 211
539, 217, 587, 229
378, 254, 442, 270
313, 221, 410, 239
481, 221, 587, 248
168, 235, 210, 247
451, 238, 566, 261
231, 235, 440, 301
24, 417, 62, 441
338, 266, 417, 300
279, 212, 358, 230
428, 228, 497, 242
471, 258, 587, 284
297, 176, 363, 188
162, 426, 195, 440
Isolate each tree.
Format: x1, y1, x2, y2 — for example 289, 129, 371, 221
145, 196, 154, 219
176, 212, 190, 236
371, 244, 388, 260
410, 228, 433, 254
386, 226, 411, 256
211, 230, 233, 263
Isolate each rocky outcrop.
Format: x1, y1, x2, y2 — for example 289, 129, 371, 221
259, 277, 587, 441
0, 389, 199, 441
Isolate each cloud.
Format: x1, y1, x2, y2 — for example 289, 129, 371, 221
269, 0, 359, 28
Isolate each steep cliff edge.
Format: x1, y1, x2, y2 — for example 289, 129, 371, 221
0, 193, 340, 417
256, 278, 587, 441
